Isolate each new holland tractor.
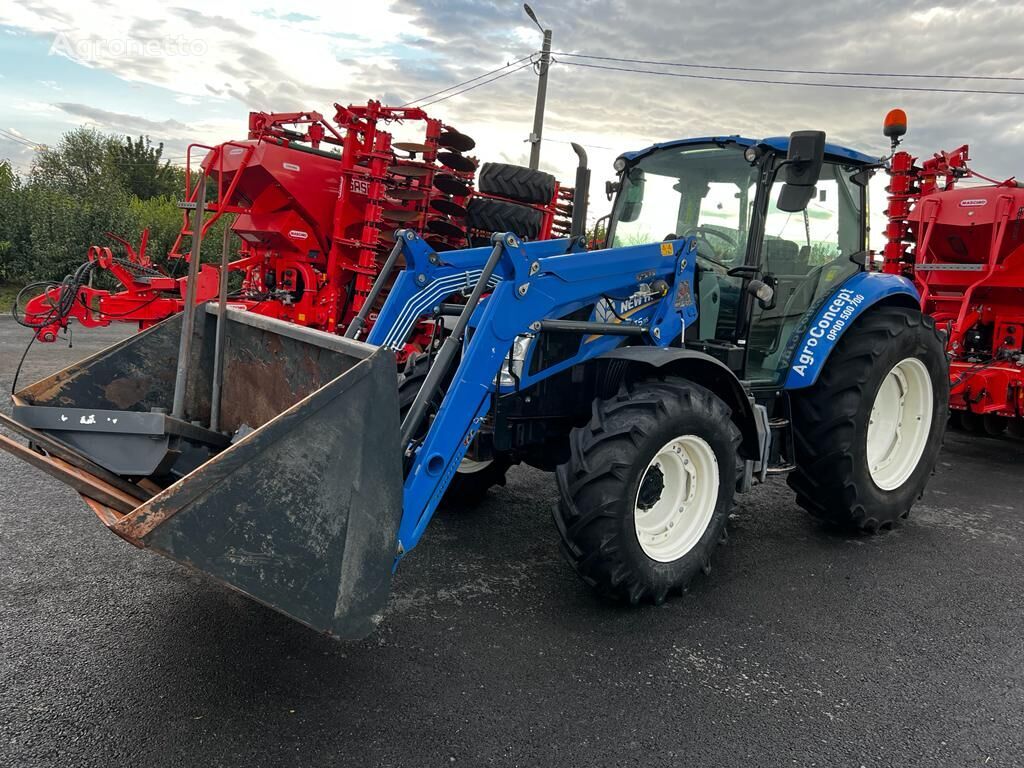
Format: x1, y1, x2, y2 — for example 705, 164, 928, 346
0, 130, 947, 639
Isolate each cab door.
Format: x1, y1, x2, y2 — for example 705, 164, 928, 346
744, 161, 867, 384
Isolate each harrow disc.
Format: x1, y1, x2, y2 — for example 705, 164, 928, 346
381, 208, 421, 223
430, 198, 468, 218
438, 151, 477, 173
427, 217, 467, 239
386, 188, 430, 201
433, 174, 471, 197
393, 141, 431, 154
390, 163, 433, 178
438, 129, 476, 152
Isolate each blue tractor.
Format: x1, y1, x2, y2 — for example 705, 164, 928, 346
2, 131, 947, 638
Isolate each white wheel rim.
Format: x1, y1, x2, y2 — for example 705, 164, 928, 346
457, 457, 492, 474
866, 357, 934, 491
634, 435, 719, 562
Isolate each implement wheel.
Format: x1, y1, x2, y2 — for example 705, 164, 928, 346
466, 197, 543, 241
476, 162, 556, 205
554, 377, 740, 604
788, 306, 947, 532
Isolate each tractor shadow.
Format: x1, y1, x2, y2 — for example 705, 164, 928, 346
94, 446, 1013, 766
134, 466, 875, 686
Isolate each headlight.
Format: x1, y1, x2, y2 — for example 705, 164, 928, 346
743, 146, 759, 163
496, 334, 533, 387
613, 157, 627, 173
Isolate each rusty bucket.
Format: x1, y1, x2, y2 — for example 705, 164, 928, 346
2, 306, 403, 639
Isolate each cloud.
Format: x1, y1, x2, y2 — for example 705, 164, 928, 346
168, 6, 251, 37
0, 0, 1021, 221
53, 102, 189, 135
386, 1, 1024, 172
44, 102, 241, 160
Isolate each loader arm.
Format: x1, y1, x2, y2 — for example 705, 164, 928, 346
368, 232, 699, 558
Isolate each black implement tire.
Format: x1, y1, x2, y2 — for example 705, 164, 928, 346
397, 354, 510, 506
476, 162, 556, 205
466, 197, 543, 240
554, 377, 741, 604
787, 306, 947, 532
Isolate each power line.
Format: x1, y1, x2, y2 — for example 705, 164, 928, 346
543, 136, 616, 151
419, 61, 535, 108
0, 128, 43, 148
401, 53, 536, 107
0, 129, 38, 145
556, 59, 1024, 97
552, 51, 1024, 82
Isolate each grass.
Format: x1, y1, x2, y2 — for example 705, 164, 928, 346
0, 282, 25, 314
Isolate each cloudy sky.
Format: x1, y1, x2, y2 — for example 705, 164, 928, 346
1, 0, 1022, 238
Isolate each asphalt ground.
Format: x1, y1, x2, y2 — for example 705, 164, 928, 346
0, 316, 1021, 767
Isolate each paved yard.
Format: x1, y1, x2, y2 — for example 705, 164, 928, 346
1, 317, 1021, 767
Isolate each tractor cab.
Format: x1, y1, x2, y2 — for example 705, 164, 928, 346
606, 134, 876, 389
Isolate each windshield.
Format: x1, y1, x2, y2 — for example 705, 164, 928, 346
610, 144, 759, 268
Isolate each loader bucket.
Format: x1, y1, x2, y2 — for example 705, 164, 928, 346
4, 306, 403, 639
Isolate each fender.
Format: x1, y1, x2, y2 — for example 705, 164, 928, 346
783, 271, 919, 390
598, 346, 760, 458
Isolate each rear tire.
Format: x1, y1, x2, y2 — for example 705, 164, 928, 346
788, 306, 947, 531
554, 377, 740, 604
476, 162, 556, 205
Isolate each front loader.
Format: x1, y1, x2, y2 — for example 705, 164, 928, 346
1, 130, 947, 638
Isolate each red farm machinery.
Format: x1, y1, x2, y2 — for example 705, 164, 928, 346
16, 100, 579, 359
881, 109, 1024, 436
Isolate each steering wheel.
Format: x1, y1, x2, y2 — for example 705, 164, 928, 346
681, 226, 737, 271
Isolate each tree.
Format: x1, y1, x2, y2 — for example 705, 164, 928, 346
0, 127, 209, 286
0, 160, 19, 280
109, 135, 182, 200
29, 127, 120, 198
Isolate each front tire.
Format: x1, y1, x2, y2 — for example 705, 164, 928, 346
788, 306, 947, 531
554, 377, 741, 604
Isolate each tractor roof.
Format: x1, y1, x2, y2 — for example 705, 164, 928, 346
619, 136, 877, 166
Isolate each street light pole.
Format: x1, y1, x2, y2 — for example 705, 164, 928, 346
524, 4, 551, 171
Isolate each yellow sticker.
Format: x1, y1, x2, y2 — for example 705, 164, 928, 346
660, 242, 674, 257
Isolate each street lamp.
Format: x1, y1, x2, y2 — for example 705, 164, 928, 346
523, 3, 551, 171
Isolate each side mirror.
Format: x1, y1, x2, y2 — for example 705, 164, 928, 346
618, 167, 646, 223
747, 277, 776, 310
777, 130, 826, 213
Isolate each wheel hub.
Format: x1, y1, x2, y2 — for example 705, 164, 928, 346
637, 465, 665, 510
